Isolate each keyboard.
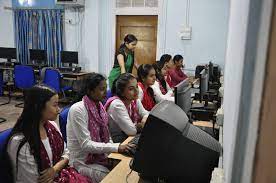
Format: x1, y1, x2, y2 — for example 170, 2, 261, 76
123, 134, 140, 157
129, 134, 140, 145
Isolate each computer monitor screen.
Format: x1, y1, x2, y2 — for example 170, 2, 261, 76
131, 101, 221, 183
61, 51, 78, 65
174, 78, 191, 114
29, 49, 47, 64
208, 61, 214, 82
200, 68, 208, 101
0, 47, 17, 61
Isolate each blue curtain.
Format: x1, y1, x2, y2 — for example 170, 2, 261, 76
14, 9, 64, 67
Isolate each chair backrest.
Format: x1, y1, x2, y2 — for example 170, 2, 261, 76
59, 106, 71, 143
0, 70, 3, 96
0, 129, 12, 153
43, 68, 62, 93
14, 65, 35, 89
103, 89, 113, 105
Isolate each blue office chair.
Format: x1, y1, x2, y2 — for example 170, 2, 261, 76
0, 71, 7, 123
59, 106, 71, 143
0, 128, 12, 153
42, 68, 72, 98
14, 65, 36, 108
0, 70, 4, 96
0, 128, 12, 181
102, 89, 113, 105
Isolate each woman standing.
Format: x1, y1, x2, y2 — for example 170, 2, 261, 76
108, 34, 138, 89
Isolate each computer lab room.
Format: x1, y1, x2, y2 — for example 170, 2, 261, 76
0, 0, 275, 183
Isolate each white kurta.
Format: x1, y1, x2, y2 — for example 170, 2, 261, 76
151, 80, 174, 103
66, 101, 120, 183
7, 121, 69, 183
107, 99, 149, 142
138, 81, 174, 105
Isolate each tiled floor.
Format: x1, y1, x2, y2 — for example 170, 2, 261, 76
0, 96, 63, 132
0, 96, 23, 132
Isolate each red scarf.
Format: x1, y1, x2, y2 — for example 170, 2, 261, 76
158, 80, 167, 95
166, 74, 173, 88
104, 96, 141, 124
83, 95, 110, 166
138, 82, 156, 111
40, 121, 90, 183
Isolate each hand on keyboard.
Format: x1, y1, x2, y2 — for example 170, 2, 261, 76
118, 143, 136, 154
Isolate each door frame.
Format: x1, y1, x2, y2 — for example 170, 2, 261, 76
107, 0, 167, 74
227, 0, 274, 182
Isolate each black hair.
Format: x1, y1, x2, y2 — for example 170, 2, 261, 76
124, 34, 138, 44
85, 73, 106, 95
152, 63, 168, 93
112, 73, 137, 99
137, 64, 155, 83
1, 85, 57, 182
159, 54, 172, 68
173, 54, 183, 63
119, 34, 138, 53
137, 64, 156, 103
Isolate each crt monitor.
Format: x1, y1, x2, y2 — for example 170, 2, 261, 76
61, 51, 78, 66
29, 49, 47, 65
131, 100, 222, 183
174, 78, 191, 114
0, 47, 17, 62
208, 61, 214, 82
199, 68, 209, 102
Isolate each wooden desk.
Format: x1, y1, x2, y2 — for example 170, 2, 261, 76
61, 72, 92, 81
193, 121, 219, 129
101, 137, 141, 183
0, 66, 40, 73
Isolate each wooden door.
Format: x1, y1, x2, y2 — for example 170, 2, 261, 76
116, 15, 158, 75
253, 3, 276, 183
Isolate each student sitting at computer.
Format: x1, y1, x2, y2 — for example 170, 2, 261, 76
105, 73, 149, 143
137, 64, 157, 111
66, 73, 132, 183
167, 54, 188, 87
152, 59, 174, 103
3, 85, 89, 183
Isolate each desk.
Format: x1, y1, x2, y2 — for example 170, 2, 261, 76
101, 137, 141, 183
61, 72, 92, 81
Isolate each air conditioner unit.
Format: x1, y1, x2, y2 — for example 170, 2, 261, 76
56, 0, 85, 7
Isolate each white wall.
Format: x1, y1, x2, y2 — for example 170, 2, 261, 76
223, 0, 250, 182
64, 0, 100, 72
98, 0, 114, 76
164, 0, 229, 71
0, 0, 14, 48
65, 0, 229, 75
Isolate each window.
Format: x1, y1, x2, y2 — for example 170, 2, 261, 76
116, 0, 158, 8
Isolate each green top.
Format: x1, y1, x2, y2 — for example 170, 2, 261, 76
108, 54, 134, 89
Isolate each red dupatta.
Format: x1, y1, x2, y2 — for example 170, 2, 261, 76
138, 82, 156, 111
40, 121, 90, 183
